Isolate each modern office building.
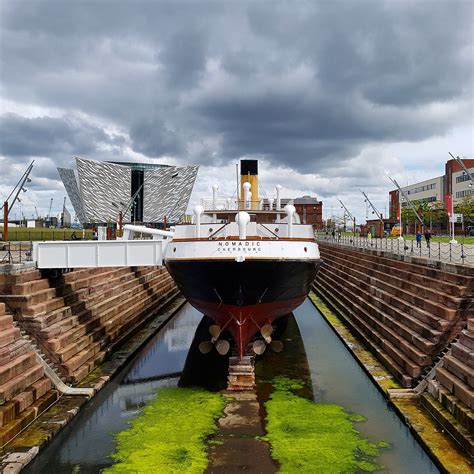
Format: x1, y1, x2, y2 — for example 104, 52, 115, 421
389, 158, 473, 219
58, 157, 199, 225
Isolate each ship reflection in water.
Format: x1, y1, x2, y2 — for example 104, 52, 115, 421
25, 301, 438, 474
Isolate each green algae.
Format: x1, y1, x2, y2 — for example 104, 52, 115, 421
104, 387, 224, 474
263, 376, 389, 473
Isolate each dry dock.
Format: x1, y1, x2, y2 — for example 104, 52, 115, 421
0, 242, 473, 472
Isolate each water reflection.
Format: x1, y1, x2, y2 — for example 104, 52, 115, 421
294, 299, 439, 474
26, 300, 440, 474
25, 304, 203, 474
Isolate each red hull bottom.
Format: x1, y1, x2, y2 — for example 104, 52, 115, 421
188, 296, 306, 358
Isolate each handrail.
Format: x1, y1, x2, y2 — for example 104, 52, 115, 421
259, 223, 279, 239
207, 223, 228, 240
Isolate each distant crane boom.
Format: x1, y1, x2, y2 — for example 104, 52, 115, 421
47, 198, 53, 219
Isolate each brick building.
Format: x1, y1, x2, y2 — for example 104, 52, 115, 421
389, 157, 474, 219
294, 195, 323, 229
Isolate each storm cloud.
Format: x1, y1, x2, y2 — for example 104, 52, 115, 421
0, 0, 473, 218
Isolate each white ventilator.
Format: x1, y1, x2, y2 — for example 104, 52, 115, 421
275, 185, 282, 211
235, 211, 251, 239
285, 204, 296, 238
194, 205, 204, 238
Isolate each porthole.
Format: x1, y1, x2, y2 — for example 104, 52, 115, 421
275, 228, 279, 232
304, 247, 307, 252
173, 247, 177, 253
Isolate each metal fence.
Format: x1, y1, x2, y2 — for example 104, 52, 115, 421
317, 235, 474, 266
0, 230, 92, 242
0, 242, 34, 264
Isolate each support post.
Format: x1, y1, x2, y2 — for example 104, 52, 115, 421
118, 211, 123, 238
450, 193, 457, 244
3, 201, 8, 242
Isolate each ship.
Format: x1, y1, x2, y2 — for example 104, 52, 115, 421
163, 160, 321, 360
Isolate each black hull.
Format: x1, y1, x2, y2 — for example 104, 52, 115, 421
165, 259, 320, 307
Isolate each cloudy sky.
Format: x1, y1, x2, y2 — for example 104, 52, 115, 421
1, 0, 473, 223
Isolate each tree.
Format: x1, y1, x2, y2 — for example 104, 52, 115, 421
454, 196, 474, 226
401, 200, 448, 232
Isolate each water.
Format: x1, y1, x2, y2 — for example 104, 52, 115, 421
294, 299, 438, 473
26, 300, 438, 473
25, 304, 203, 473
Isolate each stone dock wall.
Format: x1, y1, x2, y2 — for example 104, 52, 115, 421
314, 242, 473, 457
0, 265, 177, 447
0, 301, 57, 447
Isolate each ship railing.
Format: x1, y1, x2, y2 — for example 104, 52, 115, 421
207, 223, 230, 240
200, 198, 239, 210
201, 198, 276, 211
257, 223, 279, 239
317, 234, 474, 266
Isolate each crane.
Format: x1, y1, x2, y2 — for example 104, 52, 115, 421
46, 198, 53, 220
34, 206, 39, 219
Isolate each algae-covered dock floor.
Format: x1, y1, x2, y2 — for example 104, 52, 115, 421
0, 294, 185, 472
309, 292, 474, 474
206, 390, 277, 473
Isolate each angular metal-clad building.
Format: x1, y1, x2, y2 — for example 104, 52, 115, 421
58, 157, 199, 225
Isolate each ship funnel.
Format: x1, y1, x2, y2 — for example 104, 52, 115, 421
240, 160, 258, 210
212, 184, 219, 209
235, 211, 250, 239
285, 204, 296, 238
275, 185, 282, 211
194, 205, 204, 238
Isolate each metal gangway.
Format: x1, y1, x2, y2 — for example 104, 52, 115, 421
32, 225, 171, 269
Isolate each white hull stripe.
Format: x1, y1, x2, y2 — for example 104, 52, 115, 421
164, 239, 320, 261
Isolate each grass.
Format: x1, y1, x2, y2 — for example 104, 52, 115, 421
104, 387, 224, 473
389, 235, 474, 244
317, 231, 474, 244
0, 226, 93, 241
262, 376, 389, 473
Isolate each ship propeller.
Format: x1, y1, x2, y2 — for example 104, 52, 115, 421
198, 325, 231, 355
209, 325, 221, 341
260, 324, 273, 343
198, 341, 214, 354
252, 337, 284, 355
216, 339, 230, 355
270, 340, 284, 353
252, 339, 267, 355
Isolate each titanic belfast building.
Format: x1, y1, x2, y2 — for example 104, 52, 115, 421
58, 158, 199, 225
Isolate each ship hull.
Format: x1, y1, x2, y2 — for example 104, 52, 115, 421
165, 259, 320, 358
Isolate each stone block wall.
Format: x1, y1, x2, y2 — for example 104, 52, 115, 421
314, 243, 474, 388
423, 317, 474, 456
0, 302, 57, 447
1, 266, 177, 384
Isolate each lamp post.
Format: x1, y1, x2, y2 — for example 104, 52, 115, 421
338, 199, 356, 236
360, 191, 384, 237
447, 193, 457, 244
398, 192, 404, 241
